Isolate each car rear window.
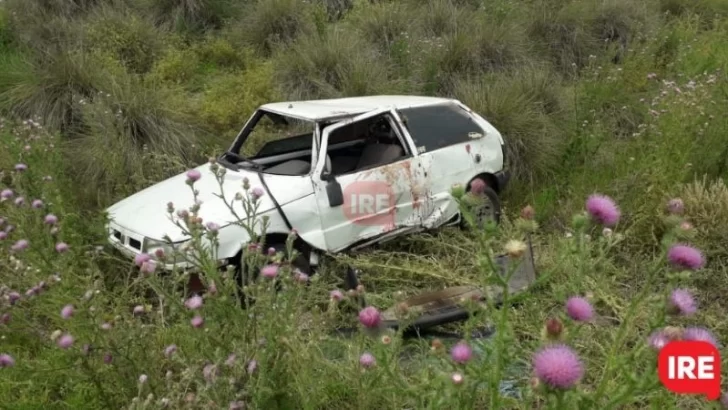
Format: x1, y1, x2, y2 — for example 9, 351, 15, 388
398, 102, 485, 152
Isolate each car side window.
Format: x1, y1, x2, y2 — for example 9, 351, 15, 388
324, 113, 411, 177
398, 102, 485, 152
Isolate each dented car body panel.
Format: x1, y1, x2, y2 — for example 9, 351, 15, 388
105, 95, 509, 270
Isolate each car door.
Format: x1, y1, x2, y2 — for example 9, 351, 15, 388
311, 108, 422, 252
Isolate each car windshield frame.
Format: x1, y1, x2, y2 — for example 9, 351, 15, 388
219, 109, 319, 173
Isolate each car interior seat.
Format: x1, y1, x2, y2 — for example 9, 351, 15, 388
355, 143, 404, 170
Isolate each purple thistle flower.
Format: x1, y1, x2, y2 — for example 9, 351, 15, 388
186, 169, 202, 183
469, 178, 486, 195
330, 289, 344, 301
0, 189, 12, 199
44, 214, 58, 225
14, 163, 27, 172
13, 197, 24, 206
134, 253, 151, 267
7, 292, 20, 305
140, 260, 156, 275
669, 289, 697, 316
206, 222, 220, 233
0, 354, 15, 367
0, 313, 10, 325
55, 242, 69, 253
203, 364, 218, 382
294, 270, 309, 283
225, 354, 236, 367
267, 247, 276, 256
164, 344, 177, 358
247, 359, 257, 374
251, 187, 264, 199
667, 244, 705, 271
450, 342, 473, 364
57, 333, 74, 349
648, 330, 671, 351
103, 353, 113, 364
359, 352, 376, 368
260, 264, 278, 279
191, 315, 204, 328
358, 306, 381, 328
585, 194, 621, 227
11, 239, 28, 252
184, 295, 203, 310
0, 232, 6, 240
60, 304, 74, 319
532, 344, 584, 389
684, 327, 719, 348
229, 401, 245, 410
565, 296, 594, 322
666, 198, 684, 215
31, 199, 43, 209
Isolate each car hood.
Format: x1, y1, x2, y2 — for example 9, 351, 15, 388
105, 164, 313, 242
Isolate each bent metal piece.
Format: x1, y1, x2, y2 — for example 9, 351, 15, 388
380, 236, 538, 331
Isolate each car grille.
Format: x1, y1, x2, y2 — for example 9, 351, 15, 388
110, 227, 143, 251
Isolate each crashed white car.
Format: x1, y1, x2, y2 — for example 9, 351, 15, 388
106, 95, 510, 275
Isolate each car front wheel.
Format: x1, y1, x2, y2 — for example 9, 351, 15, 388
461, 181, 502, 229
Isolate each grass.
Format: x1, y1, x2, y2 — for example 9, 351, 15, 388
1, 0, 728, 408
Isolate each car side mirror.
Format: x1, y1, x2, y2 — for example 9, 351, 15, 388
325, 175, 344, 207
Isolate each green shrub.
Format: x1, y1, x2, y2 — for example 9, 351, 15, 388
84, 4, 165, 74
149, 48, 202, 85
240, 0, 316, 56
416, 0, 469, 37
347, 1, 414, 51
313, 0, 354, 22
528, 4, 600, 75
193, 36, 248, 70
199, 63, 280, 139
274, 28, 405, 99
528, 0, 657, 74
2, 6, 82, 54
0, 7, 12, 48
679, 177, 728, 259
451, 66, 568, 185
660, 0, 728, 27
133, 0, 242, 33
3, 0, 102, 18
66, 73, 201, 205
0, 50, 108, 132
416, 16, 530, 93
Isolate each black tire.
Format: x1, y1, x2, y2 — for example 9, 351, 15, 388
460, 184, 502, 229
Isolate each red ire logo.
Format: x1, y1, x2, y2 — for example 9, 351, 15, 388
342, 181, 395, 227
658, 340, 721, 400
